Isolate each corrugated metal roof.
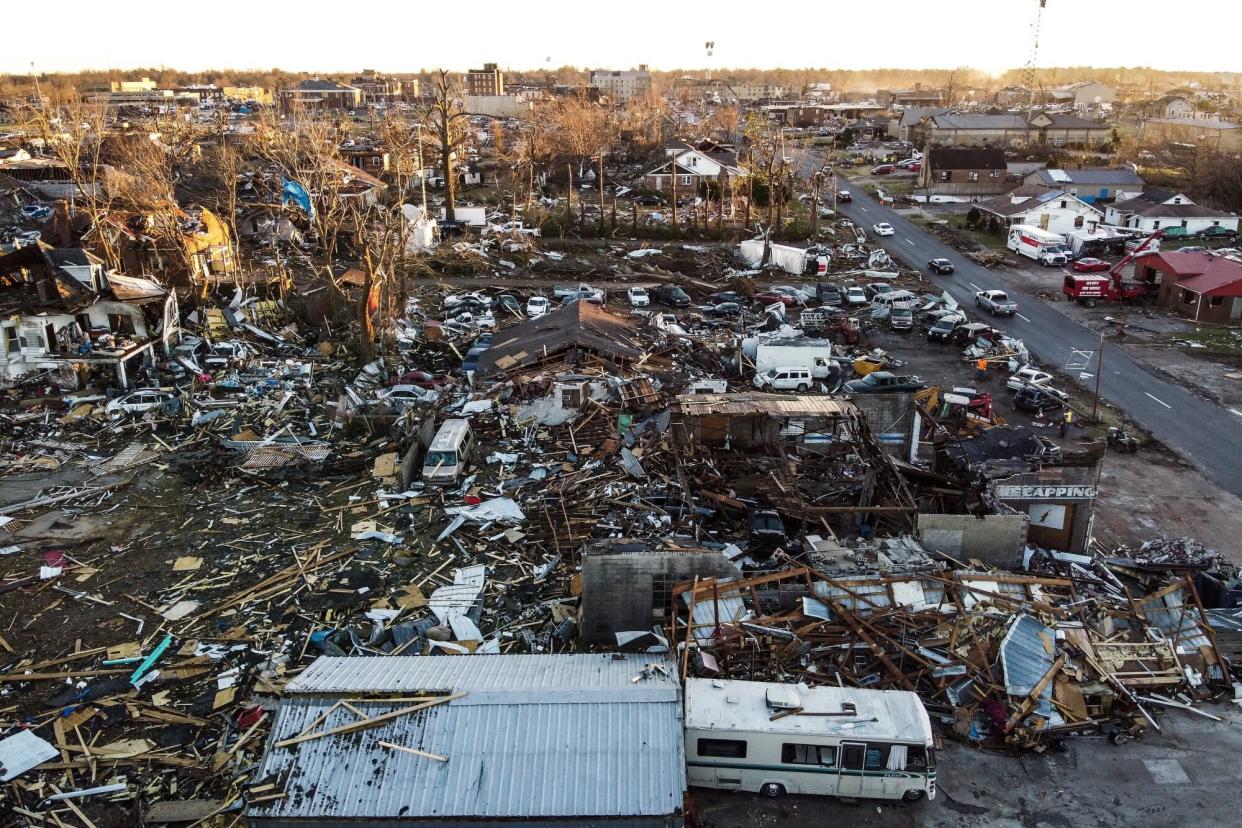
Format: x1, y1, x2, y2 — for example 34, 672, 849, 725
682, 587, 749, 642
287, 653, 672, 694
675, 393, 856, 418
1139, 586, 1211, 653
253, 655, 685, 821
999, 614, 1055, 718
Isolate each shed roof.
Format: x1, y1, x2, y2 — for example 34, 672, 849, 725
1176, 258, 1242, 297
674, 392, 856, 418
1030, 168, 1144, 187
927, 147, 1007, 171
251, 654, 685, 822
476, 300, 643, 376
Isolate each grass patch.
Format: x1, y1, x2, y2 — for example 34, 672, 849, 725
945, 216, 1010, 253
1157, 326, 1242, 354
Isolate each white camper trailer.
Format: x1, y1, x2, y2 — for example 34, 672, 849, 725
684, 677, 936, 802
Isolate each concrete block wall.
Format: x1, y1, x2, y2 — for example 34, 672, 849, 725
917, 513, 1029, 568
581, 549, 738, 643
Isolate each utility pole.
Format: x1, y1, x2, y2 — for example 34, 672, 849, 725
1091, 331, 1104, 422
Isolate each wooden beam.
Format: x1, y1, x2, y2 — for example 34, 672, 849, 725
274, 693, 465, 749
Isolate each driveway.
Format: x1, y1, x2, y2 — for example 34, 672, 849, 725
829, 183, 1242, 497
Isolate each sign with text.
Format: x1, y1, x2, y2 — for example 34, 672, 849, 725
995, 484, 1096, 501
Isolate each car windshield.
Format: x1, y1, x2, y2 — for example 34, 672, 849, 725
425, 451, 457, 469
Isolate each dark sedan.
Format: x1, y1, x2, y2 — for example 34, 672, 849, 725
703, 302, 744, 318
1014, 386, 1066, 413
928, 258, 955, 275
843, 371, 926, 393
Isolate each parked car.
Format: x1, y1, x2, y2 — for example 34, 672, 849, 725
106, 389, 180, 419
1006, 367, 1068, 400
872, 222, 895, 237
871, 165, 896, 175
816, 283, 842, 306
836, 190, 852, 202
703, 301, 744, 318
927, 258, 954, 275
1014, 386, 1066, 413
975, 289, 1018, 317
754, 290, 802, 307
627, 287, 651, 307
768, 285, 812, 304
525, 296, 550, 318
1071, 257, 1111, 273
392, 369, 442, 389
844, 286, 868, 306
444, 291, 492, 310
709, 290, 743, 305
927, 316, 963, 342
653, 284, 691, 307
865, 282, 895, 301
843, 371, 925, 393
634, 194, 664, 206
20, 205, 51, 221
15, 230, 40, 245
749, 509, 787, 547
889, 306, 914, 331
437, 220, 465, 236
753, 366, 813, 392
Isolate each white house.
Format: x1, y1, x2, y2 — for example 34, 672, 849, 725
644, 140, 746, 192
976, 187, 1104, 236
1049, 81, 1116, 109
1104, 189, 1241, 237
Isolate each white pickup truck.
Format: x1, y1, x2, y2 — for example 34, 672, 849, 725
553, 283, 605, 304
975, 289, 1018, 317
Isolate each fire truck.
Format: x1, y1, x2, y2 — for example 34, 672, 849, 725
1061, 229, 1162, 307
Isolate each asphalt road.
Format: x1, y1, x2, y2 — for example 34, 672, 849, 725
831, 185, 1242, 496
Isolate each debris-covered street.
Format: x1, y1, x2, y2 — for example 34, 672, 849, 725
3, 43, 1242, 828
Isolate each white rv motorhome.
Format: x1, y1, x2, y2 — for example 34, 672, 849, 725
684, 677, 936, 801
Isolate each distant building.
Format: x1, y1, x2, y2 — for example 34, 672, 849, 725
465, 63, 505, 97
916, 147, 1009, 196
1139, 116, 1242, 152
1141, 95, 1194, 120
976, 187, 1104, 235
877, 85, 947, 108
911, 111, 1112, 148
1104, 189, 1240, 236
995, 85, 1033, 106
351, 70, 405, 105
1023, 168, 1145, 203
589, 66, 653, 102
279, 78, 362, 112
1048, 81, 1116, 109
222, 86, 271, 105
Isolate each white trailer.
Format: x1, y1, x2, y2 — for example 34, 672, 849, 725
1007, 224, 1067, 262
739, 239, 809, 276
685, 678, 936, 801
753, 340, 834, 380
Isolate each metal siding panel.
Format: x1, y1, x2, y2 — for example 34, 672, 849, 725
250, 674, 685, 821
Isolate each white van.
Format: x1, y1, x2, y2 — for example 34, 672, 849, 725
753, 367, 813, 391
422, 419, 475, 486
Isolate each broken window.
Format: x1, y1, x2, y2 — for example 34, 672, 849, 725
1074, 216, 1084, 228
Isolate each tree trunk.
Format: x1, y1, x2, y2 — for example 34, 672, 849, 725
566, 162, 574, 223
599, 152, 606, 234
440, 118, 457, 221
671, 170, 678, 226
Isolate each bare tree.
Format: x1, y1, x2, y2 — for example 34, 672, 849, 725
422, 69, 471, 222
743, 114, 789, 264
25, 99, 119, 266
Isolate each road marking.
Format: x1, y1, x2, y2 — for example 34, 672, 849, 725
860, 206, 869, 212
1230, 408, 1242, 417
1016, 313, 1031, 322
967, 282, 982, 292
904, 238, 914, 245
1144, 392, 1172, 409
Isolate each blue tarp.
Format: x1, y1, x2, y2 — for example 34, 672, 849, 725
281, 179, 315, 220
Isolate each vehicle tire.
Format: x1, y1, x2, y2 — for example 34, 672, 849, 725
761, 783, 786, 799
902, 789, 926, 803
796, 384, 809, 392
1128, 443, 1138, 454
974, 298, 981, 307
1085, 300, 1096, 308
